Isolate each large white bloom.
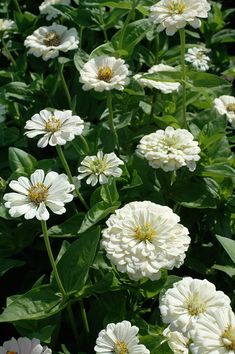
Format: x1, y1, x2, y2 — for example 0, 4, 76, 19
24, 23, 78, 61
4, 169, 74, 220
79, 56, 131, 92
77, 151, 124, 186
185, 47, 210, 71
137, 126, 200, 172
24, 109, 84, 147
39, 0, 71, 20
0, 337, 51, 354
214, 95, 235, 128
102, 201, 190, 281
190, 307, 235, 353
0, 19, 15, 33
163, 326, 189, 354
94, 320, 150, 354
134, 63, 180, 94
150, 0, 211, 36
159, 277, 231, 334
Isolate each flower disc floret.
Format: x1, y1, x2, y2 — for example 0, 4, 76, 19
185, 47, 210, 71
39, 0, 71, 20
214, 95, 235, 128
0, 337, 51, 354
102, 201, 190, 281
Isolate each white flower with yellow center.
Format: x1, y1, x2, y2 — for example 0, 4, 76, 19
24, 109, 84, 148
0, 19, 15, 33
163, 326, 189, 354
102, 201, 190, 281
150, 0, 211, 36
0, 336, 51, 354
214, 95, 235, 128
77, 151, 124, 186
185, 47, 210, 71
3, 169, 74, 221
39, 0, 71, 20
137, 126, 200, 172
94, 320, 150, 354
79, 56, 131, 92
160, 277, 231, 335
24, 23, 78, 61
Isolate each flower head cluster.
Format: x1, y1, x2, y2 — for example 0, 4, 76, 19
79, 56, 131, 92
185, 47, 210, 71
0, 19, 15, 34
163, 327, 189, 354
24, 109, 84, 147
77, 151, 124, 186
94, 320, 150, 353
24, 23, 78, 61
4, 169, 74, 220
39, 0, 71, 20
214, 95, 235, 128
102, 201, 190, 281
0, 337, 51, 354
150, 0, 211, 36
137, 126, 201, 172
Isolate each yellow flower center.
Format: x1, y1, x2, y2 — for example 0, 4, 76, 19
222, 326, 235, 350
114, 340, 128, 354
97, 66, 113, 82
226, 103, 235, 113
45, 115, 61, 132
43, 31, 61, 47
28, 183, 48, 204
168, 0, 186, 14
134, 223, 156, 242
187, 294, 207, 316
90, 158, 107, 174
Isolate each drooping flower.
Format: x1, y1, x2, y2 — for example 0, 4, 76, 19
0, 104, 6, 123
214, 95, 235, 128
137, 126, 200, 172
0, 19, 15, 33
150, 0, 211, 36
79, 56, 131, 92
39, 0, 71, 20
102, 201, 190, 281
163, 326, 189, 354
77, 151, 124, 186
185, 47, 210, 71
159, 277, 231, 334
4, 169, 74, 220
0, 336, 51, 354
24, 23, 78, 61
24, 109, 84, 147
94, 320, 150, 354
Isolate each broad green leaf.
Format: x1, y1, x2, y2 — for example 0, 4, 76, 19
212, 264, 235, 277
216, 235, 235, 264
188, 72, 230, 88
0, 258, 25, 277
8, 147, 37, 174
100, 179, 119, 203
47, 214, 84, 238
0, 126, 19, 147
211, 29, 235, 44
201, 163, 235, 179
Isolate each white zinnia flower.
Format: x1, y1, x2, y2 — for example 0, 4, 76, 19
150, 0, 211, 36
134, 63, 181, 94
185, 47, 210, 71
163, 326, 189, 354
0, 336, 51, 354
24, 109, 84, 148
0, 19, 15, 33
0, 104, 6, 123
102, 201, 190, 281
4, 169, 74, 220
77, 151, 124, 186
136, 126, 201, 172
214, 95, 235, 128
159, 277, 231, 335
39, 0, 71, 20
79, 56, 131, 92
24, 23, 78, 61
190, 307, 235, 353
94, 320, 150, 354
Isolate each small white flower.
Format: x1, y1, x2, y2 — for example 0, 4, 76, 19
185, 47, 210, 71
159, 277, 231, 335
0, 104, 6, 123
39, 0, 71, 20
0, 19, 15, 33
163, 326, 189, 354
24, 109, 84, 148
102, 201, 190, 281
0, 336, 51, 354
214, 95, 235, 128
4, 169, 74, 221
24, 23, 78, 61
79, 56, 131, 92
137, 126, 200, 172
94, 320, 150, 354
150, 0, 211, 36
77, 151, 124, 186
190, 307, 235, 353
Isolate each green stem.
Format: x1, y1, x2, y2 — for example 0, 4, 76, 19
79, 135, 89, 154
2, 38, 16, 67
13, 0, 22, 14
179, 29, 187, 129
56, 145, 89, 210
58, 62, 72, 109
154, 33, 160, 64
106, 92, 119, 151
99, 8, 108, 42
79, 300, 90, 335
79, 26, 84, 50
118, 0, 140, 50
67, 304, 80, 347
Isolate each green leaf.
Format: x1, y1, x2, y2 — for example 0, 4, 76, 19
0, 258, 25, 277
201, 163, 235, 179
8, 147, 37, 174
212, 264, 235, 277
216, 235, 235, 264
188, 72, 230, 88
47, 214, 85, 238
100, 179, 119, 203
211, 29, 235, 44
0, 126, 19, 147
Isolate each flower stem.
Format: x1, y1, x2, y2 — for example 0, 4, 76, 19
13, 0, 22, 14
106, 92, 119, 151
56, 145, 89, 210
118, 0, 140, 50
58, 62, 72, 109
2, 38, 16, 67
179, 29, 187, 129
79, 300, 90, 335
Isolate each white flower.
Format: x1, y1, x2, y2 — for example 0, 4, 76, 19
163, 326, 189, 354
0, 336, 51, 354
102, 201, 190, 281
24, 23, 78, 61
4, 169, 74, 221
150, 0, 211, 36
94, 320, 150, 354
185, 47, 210, 71
214, 95, 235, 128
79, 56, 131, 92
0, 19, 15, 33
136, 126, 201, 172
0, 104, 6, 123
39, 0, 71, 20
24, 109, 84, 148
77, 151, 124, 186
159, 277, 231, 335
190, 307, 235, 353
